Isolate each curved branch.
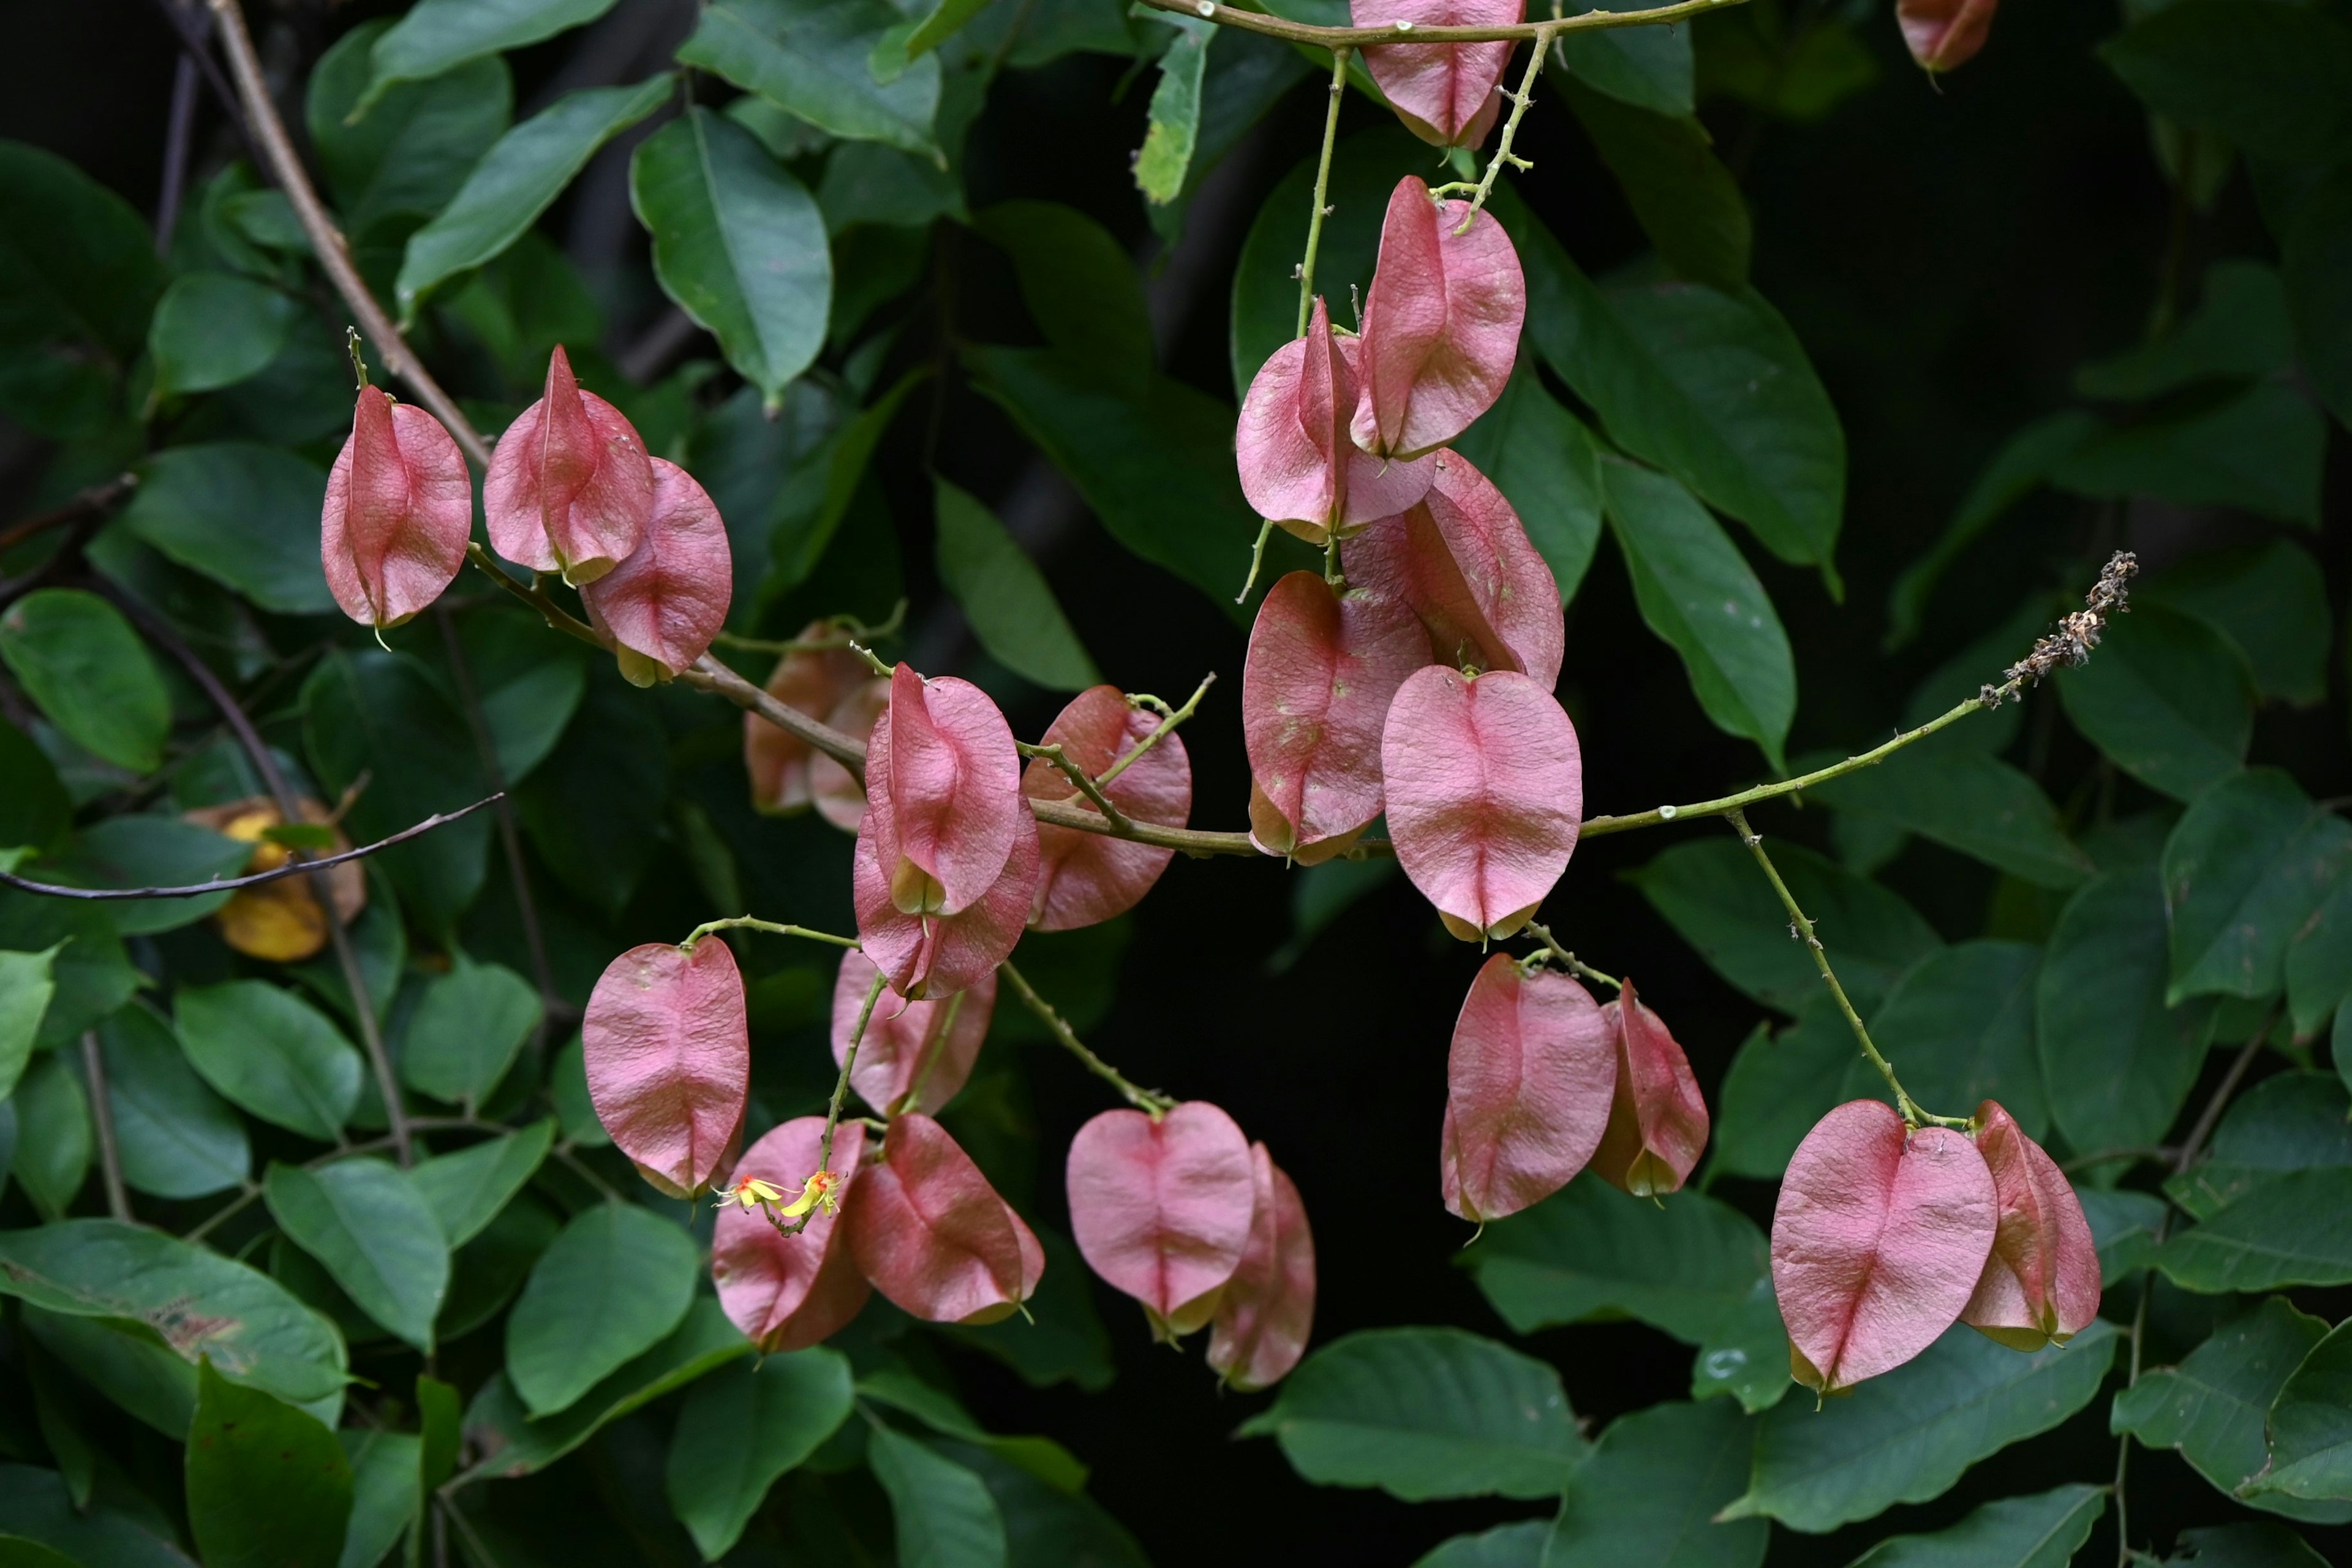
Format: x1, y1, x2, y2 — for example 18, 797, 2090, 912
1135, 0, 1740, 44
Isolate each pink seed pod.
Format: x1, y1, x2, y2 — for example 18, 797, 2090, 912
1442, 956, 1616, 1223
866, 665, 1023, 918
1344, 449, 1564, 690
745, 628, 872, 816
1353, 0, 1522, 148
853, 806, 1039, 1001
847, 1113, 1042, 1325
320, 384, 472, 631
1898, 0, 1996, 71
1381, 666, 1582, 941
578, 458, 731, 687
1068, 1101, 1258, 1339
830, 949, 994, 1115
1960, 1100, 2101, 1351
1235, 296, 1436, 546
811, 677, 891, 834
483, 344, 654, 586
1243, 571, 1428, 862
711, 1116, 870, 1352
1024, 685, 1192, 932
1351, 178, 1526, 462
1591, 978, 1711, 1199
582, 938, 749, 1197
1773, 1099, 1998, 1394
1208, 1142, 1317, 1391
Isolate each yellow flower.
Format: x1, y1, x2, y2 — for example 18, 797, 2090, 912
774, 1170, 840, 1218
712, 1175, 785, 1210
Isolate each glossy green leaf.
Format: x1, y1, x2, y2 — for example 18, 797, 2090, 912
930, 1440, 1147, 1567
186, 1360, 352, 1568
1466, 1175, 1767, 1343
1861, 941, 2045, 1135
148, 273, 300, 398
2284, 169, 2352, 430
2054, 381, 2325, 530
2056, 605, 2252, 802
1691, 1274, 1792, 1413
2166, 1074, 2352, 1221
444, 608, 592, 786
2162, 1523, 2331, 1566
176, 981, 364, 1143
856, 1368, 1088, 1493
21, 1305, 205, 1438
974, 201, 1155, 392
336, 1427, 420, 1568
2077, 261, 2293, 401
1547, 1400, 1764, 1568
0, 141, 163, 437
514, 667, 668, 919
437, 1193, 559, 1343
1812, 744, 2094, 889
665, 1351, 857, 1559
1411, 1521, 1548, 1568
0, 943, 56, 1102
306, 23, 512, 234
409, 1120, 554, 1249
1722, 1321, 2117, 1532
2159, 1169, 2352, 1292
399, 956, 542, 1106
0, 590, 170, 774
1554, 2, 1693, 114
362, 0, 620, 109
2040, 865, 2215, 1156
1237, 1327, 1588, 1501
2079, 1187, 2168, 1285
0, 1464, 195, 1568
506, 1202, 698, 1417
1134, 20, 1212, 205
2143, 540, 2331, 709
96, 1003, 247, 1199
0, 900, 141, 1054
1228, 126, 1417, 394
10, 1056, 89, 1219
2252, 1316, 2352, 1504
0, 719, 70, 856
2165, 769, 2352, 1003
2099, 0, 2352, 164
2287, 880, 2352, 1036
678, 0, 944, 162
34, 815, 249, 936
1712, 1009, 1847, 1183
266, 1159, 450, 1351
1560, 78, 1748, 292
933, 478, 1098, 691
116, 442, 337, 617
867, 1426, 1008, 1568
1450, 368, 1606, 608
1846, 1484, 2106, 1568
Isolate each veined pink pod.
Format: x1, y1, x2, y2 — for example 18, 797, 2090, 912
846, 1113, 1042, 1325
1591, 978, 1710, 1199
1208, 1143, 1316, 1391
1024, 685, 1191, 932
711, 1117, 870, 1352
1898, 0, 1996, 71
1960, 1100, 2101, 1351
867, 665, 1023, 918
1066, 1101, 1257, 1340
1235, 296, 1436, 546
483, 345, 654, 586
582, 938, 749, 1197
1773, 1099, 1998, 1394
579, 458, 731, 687
1345, 450, 1564, 690
1442, 956, 1616, 1223
830, 949, 993, 1115
1243, 571, 1428, 862
745, 628, 872, 816
1353, 0, 1521, 147
853, 807, 1038, 1001
1351, 178, 1526, 462
320, 385, 472, 631
810, 677, 890, 834
1381, 666, 1581, 941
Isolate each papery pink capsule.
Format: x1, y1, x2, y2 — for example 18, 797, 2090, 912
1591, 979, 1709, 1197
831, 949, 993, 1115
1351, 178, 1526, 462
1345, 450, 1563, 690
1773, 1099, 1998, 1394
578, 458, 731, 687
1236, 296, 1436, 546
1023, 685, 1191, 932
1353, 0, 1521, 147
1381, 666, 1581, 941
1898, 0, 1995, 71
320, 385, 472, 631
483, 345, 654, 586
1208, 1143, 1316, 1391
867, 665, 1022, 918
1442, 956, 1616, 1223
810, 677, 891, 834
846, 1113, 1042, 1325
710, 1116, 870, 1352
583, 938, 749, 1197
1068, 1101, 1257, 1339
853, 807, 1038, 1001
1960, 1100, 2101, 1351
1243, 571, 1428, 862
746, 629, 872, 816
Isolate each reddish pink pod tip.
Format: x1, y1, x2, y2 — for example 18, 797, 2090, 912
831, 949, 994, 1116
1353, 0, 1523, 147
1351, 179, 1526, 462
1068, 1101, 1258, 1340
320, 385, 472, 631
1898, 0, 1996, 71
579, 458, 731, 687
745, 629, 873, 816
1960, 1100, 2101, 1351
1024, 685, 1191, 932
867, 666, 1023, 918
1442, 956, 1616, 1223
853, 806, 1038, 1001
582, 938, 750, 1197
847, 1113, 1042, 1325
1209, 1143, 1317, 1391
712, 1116, 871, 1352
483, 345, 655, 586
1591, 978, 1710, 1199
1236, 298, 1436, 545
1772, 1099, 1998, 1394
1381, 666, 1582, 941
811, 677, 891, 835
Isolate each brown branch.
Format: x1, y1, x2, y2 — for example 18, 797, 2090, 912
80, 1031, 133, 1222
1133, 0, 1743, 46
0, 474, 138, 559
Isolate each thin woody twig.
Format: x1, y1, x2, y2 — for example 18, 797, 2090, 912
0, 474, 138, 559
1134, 0, 1743, 49
1019, 742, 1134, 832
80, 1031, 132, 1221
999, 959, 1174, 1117
1430, 26, 1553, 227
1521, 922, 1620, 990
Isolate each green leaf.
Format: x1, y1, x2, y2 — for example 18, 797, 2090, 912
665, 1351, 857, 1559
867, 1426, 1008, 1568
1601, 457, 1795, 771
932, 478, 1099, 691
1228, 126, 1417, 395
2165, 769, 2352, 1003
34, 815, 250, 936
398, 77, 670, 320
930, 1441, 1147, 1568
1412, 1522, 1549, 1568
96, 1003, 247, 1200
336, 1427, 421, 1568
2284, 169, 2352, 429
0, 1464, 195, 1568
1845, 1484, 2106, 1568
1450, 368, 1605, 608
147, 273, 300, 399
550, 1031, 609, 1147
2054, 381, 2326, 531
2114, 1297, 2350, 1524
1811, 745, 2095, 889
2167, 1074, 2352, 1221
116, 443, 338, 617
506, 1202, 698, 1417
2056, 605, 2252, 802
2078, 260, 2293, 401
265, 1159, 450, 1351
176, 981, 364, 1143
0, 719, 70, 856
362, 0, 620, 110
11, 1055, 89, 1219
514, 667, 669, 920
1861, 941, 2046, 1134
0, 943, 56, 1102
631, 108, 832, 405
939, 1223, 1116, 1392
0, 900, 140, 1054
1555, 1, 1694, 115
2287, 881, 2352, 1036
2253, 1315, 2352, 1504
1691, 1274, 1793, 1414
901, 0, 1000, 58
2142, 540, 2331, 708
409, 1121, 554, 1248
856, 1367, 1088, 1493
0, 590, 170, 774
1547, 1400, 1764, 1568
186, 1360, 352, 1568
443, 606, 591, 786
437, 1193, 559, 1342
1134, 20, 1212, 205
1721, 1320, 2117, 1532
2163, 1523, 2331, 1566
0, 141, 164, 437
1237, 1326, 1589, 1501
1713, 1004, 1860, 1181
678, 0, 944, 163
1559, 77, 1749, 292
2159, 1169, 2352, 1292
2099, 0, 2352, 165
2079, 1187, 2169, 1284
1465, 1175, 1767, 1343
21, 1306, 204, 1438
399, 957, 543, 1106
306, 22, 512, 234
974, 202, 1155, 391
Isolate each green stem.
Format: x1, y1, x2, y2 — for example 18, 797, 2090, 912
464, 543, 606, 651
1295, 47, 1351, 339
1017, 742, 1133, 832
998, 960, 1174, 1117
774, 972, 888, 1238
712, 599, 907, 657
1235, 519, 1275, 605
1521, 922, 1620, 990
1429, 25, 1555, 228
1097, 673, 1216, 789
680, 916, 861, 951
1140, 0, 1746, 48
